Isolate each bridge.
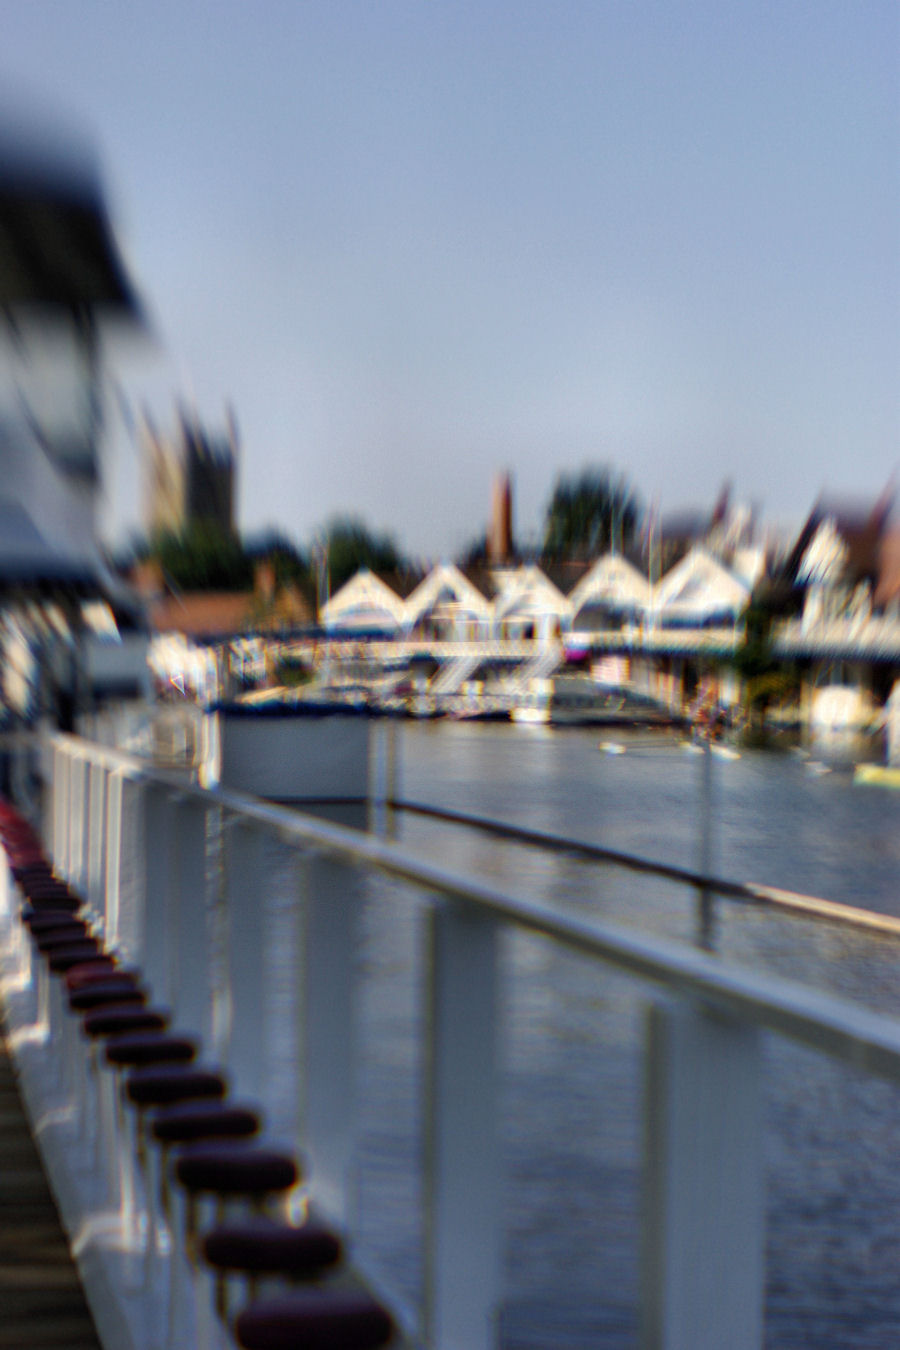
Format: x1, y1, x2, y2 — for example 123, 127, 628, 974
0, 724, 899, 1348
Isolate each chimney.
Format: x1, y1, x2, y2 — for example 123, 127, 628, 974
488, 472, 513, 564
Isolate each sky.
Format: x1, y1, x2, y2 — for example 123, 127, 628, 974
2, 1, 899, 562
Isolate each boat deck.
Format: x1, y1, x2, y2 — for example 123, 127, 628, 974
0, 1018, 101, 1350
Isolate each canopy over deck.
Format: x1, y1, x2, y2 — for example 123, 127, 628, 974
0, 126, 143, 319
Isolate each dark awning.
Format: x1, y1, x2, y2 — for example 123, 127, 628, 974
0, 128, 143, 319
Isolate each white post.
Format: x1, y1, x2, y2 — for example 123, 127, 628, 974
168, 797, 213, 1044
223, 819, 269, 1104
72, 754, 89, 893
640, 999, 765, 1350
368, 719, 400, 837
140, 783, 176, 997
300, 854, 360, 1230
104, 770, 124, 940
424, 900, 501, 1350
66, 751, 84, 884
86, 760, 107, 914
51, 742, 67, 868
108, 774, 142, 962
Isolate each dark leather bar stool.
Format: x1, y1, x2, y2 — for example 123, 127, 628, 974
81, 1007, 172, 1148
23, 880, 78, 900
105, 1032, 198, 1071
151, 1101, 261, 1149
82, 1005, 170, 1038
22, 891, 82, 913
22, 885, 83, 909
15, 870, 58, 892
69, 976, 145, 1012
46, 940, 108, 973
234, 1289, 395, 1350
34, 923, 92, 952
125, 1065, 229, 1268
66, 960, 133, 992
202, 1215, 342, 1318
23, 908, 85, 932
126, 1065, 228, 1112
173, 1143, 300, 1250
107, 1034, 202, 1164
101, 1035, 200, 1233
151, 1100, 261, 1221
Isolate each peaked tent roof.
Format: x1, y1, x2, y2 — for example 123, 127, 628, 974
405, 563, 493, 626
493, 563, 570, 622
653, 545, 750, 621
568, 553, 652, 615
321, 568, 407, 630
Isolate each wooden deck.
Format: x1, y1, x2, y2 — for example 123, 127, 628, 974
0, 1022, 102, 1350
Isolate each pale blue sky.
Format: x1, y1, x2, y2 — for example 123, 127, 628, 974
3, 1, 899, 558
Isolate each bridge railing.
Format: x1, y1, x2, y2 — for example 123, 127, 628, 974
23, 730, 900, 1349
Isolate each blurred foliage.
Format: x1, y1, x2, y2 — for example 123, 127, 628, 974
542, 468, 640, 560
733, 598, 799, 716
321, 517, 401, 592
150, 523, 253, 593
457, 532, 488, 567
273, 655, 313, 687
244, 530, 311, 586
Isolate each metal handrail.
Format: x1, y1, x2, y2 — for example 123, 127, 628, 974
49, 731, 900, 1083
394, 799, 900, 939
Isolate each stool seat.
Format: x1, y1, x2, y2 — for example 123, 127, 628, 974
105, 1032, 197, 1068
23, 886, 80, 906
23, 908, 84, 931
174, 1143, 299, 1199
151, 1101, 260, 1146
66, 962, 134, 992
69, 978, 145, 1012
234, 1290, 394, 1350
11, 861, 52, 880
23, 893, 82, 913
126, 1065, 227, 1108
34, 924, 91, 951
203, 1216, 341, 1278
47, 941, 107, 972
82, 1005, 169, 1037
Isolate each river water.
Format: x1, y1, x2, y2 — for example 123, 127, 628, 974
275, 722, 900, 1348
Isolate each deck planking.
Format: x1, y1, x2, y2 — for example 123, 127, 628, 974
0, 1023, 102, 1350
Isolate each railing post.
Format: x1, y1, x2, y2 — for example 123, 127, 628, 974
300, 854, 360, 1229
368, 719, 400, 837
223, 819, 269, 1106
140, 783, 176, 998
66, 750, 85, 885
86, 760, 107, 914
639, 999, 764, 1350
168, 796, 214, 1043
424, 900, 501, 1350
103, 771, 143, 961
50, 741, 67, 867
696, 745, 716, 951
103, 769, 124, 942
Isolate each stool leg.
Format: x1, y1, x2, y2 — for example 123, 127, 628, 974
166, 1188, 199, 1350
36, 958, 49, 1035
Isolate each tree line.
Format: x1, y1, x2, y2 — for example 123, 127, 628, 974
124, 468, 639, 595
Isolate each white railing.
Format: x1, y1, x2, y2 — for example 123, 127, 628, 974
8, 729, 900, 1349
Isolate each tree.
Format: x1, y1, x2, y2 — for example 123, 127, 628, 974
151, 522, 253, 593
541, 469, 640, 561
457, 532, 488, 568
732, 595, 799, 725
244, 530, 311, 588
319, 517, 402, 594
